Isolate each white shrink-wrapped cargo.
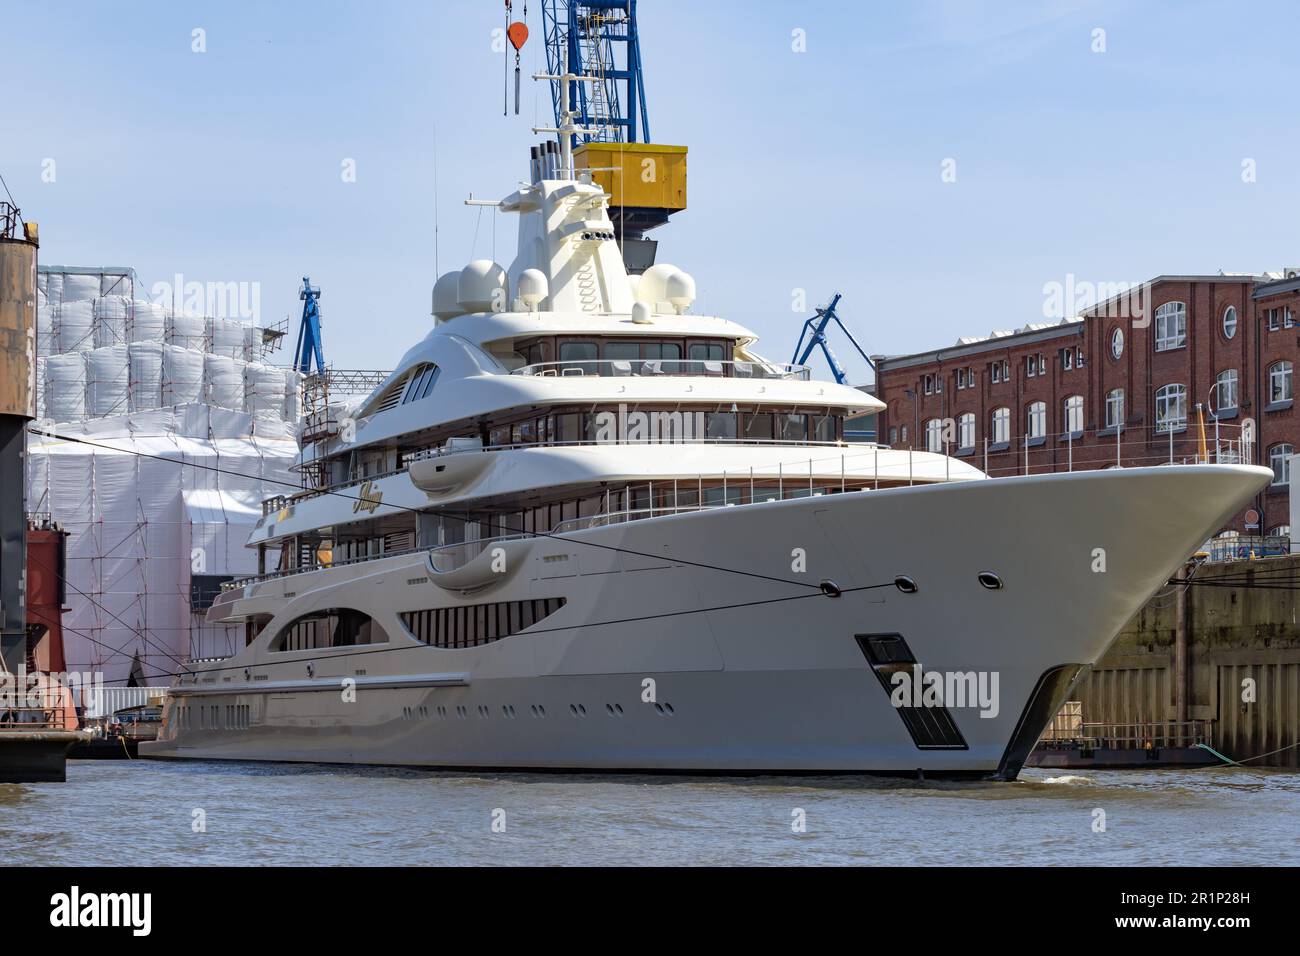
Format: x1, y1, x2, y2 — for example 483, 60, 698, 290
86, 345, 130, 418
283, 370, 305, 422
165, 311, 207, 350
61, 273, 101, 303
56, 301, 95, 353
45, 353, 87, 422
93, 295, 131, 347
204, 354, 245, 410
208, 317, 246, 359
243, 362, 287, 419
36, 303, 55, 358
128, 300, 167, 344
128, 342, 164, 412
43, 272, 62, 306
100, 273, 131, 297
161, 345, 204, 406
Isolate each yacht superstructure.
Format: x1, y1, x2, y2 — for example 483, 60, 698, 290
142, 85, 1272, 778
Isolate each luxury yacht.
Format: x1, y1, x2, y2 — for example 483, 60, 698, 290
143, 110, 1271, 778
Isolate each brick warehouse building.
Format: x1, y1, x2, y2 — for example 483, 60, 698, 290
873, 272, 1300, 539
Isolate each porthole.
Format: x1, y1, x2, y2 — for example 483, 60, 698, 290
894, 575, 918, 594
1223, 305, 1238, 340
978, 571, 1004, 590
1110, 327, 1124, 360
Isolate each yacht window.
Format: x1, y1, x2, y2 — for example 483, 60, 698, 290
513, 419, 539, 443
402, 364, 439, 403
810, 413, 835, 443
777, 413, 808, 442
605, 342, 641, 362
648, 342, 681, 361
271, 608, 387, 652
554, 412, 582, 444
703, 413, 738, 440
703, 486, 745, 507
400, 598, 566, 649
689, 343, 725, 362
559, 341, 598, 373
743, 412, 774, 441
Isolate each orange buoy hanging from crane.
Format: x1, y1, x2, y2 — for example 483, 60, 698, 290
505, 0, 529, 115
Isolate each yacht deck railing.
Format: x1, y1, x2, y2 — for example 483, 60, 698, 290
511, 359, 811, 380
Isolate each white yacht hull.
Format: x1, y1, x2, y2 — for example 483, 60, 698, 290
142, 464, 1269, 778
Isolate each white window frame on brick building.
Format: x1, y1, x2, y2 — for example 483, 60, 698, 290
1106, 388, 1124, 429
1268, 361, 1292, 404
1214, 369, 1239, 413
1064, 395, 1084, 435
1027, 401, 1046, 439
991, 407, 1010, 445
1222, 305, 1238, 340
1154, 302, 1187, 351
1154, 383, 1187, 433
1268, 443, 1292, 486
958, 412, 975, 450
925, 418, 945, 453
1110, 327, 1124, 359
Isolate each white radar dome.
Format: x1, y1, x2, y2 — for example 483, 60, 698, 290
635, 263, 682, 313
457, 260, 507, 313
432, 271, 464, 322
665, 271, 696, 314
515, 269, 549, 312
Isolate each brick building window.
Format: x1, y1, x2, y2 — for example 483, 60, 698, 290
1110, 327, 1124, 359
958, 413, 975, 450
1222, 306, 1238, 340
1267, 308, 1280, 331
923, 374, 934, 396
1027, 401, 1046, 439
1268, 361, 1293, 404
1268, 443, 1293, 486
1064, 395, 1084, 435
991, 361, 1003, 384
1155, 383, 1187, 432
1214, 369, 1239, 412
1060, 348, 1074, 371
925, 419, 945, 453
1106, 389, 1124, 428
991, 407, 1010, 445
1155, 302, 1187, 351
1027, 354, 1042, 377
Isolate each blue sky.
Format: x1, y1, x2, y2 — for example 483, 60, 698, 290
4, 0, 1298, 384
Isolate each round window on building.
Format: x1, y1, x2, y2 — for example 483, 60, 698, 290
1223, 305, 1238, 340
1110, 327, 1124, 360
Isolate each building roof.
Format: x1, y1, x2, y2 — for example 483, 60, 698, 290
874, 317, 1084, 370
1078, 273, 1269, 318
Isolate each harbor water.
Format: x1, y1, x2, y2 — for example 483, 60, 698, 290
4, 762, 1298, 866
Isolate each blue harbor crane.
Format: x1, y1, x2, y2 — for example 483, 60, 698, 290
791, 294, 875, 386
542, 0, 649, 144
293, 277, 325, 376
